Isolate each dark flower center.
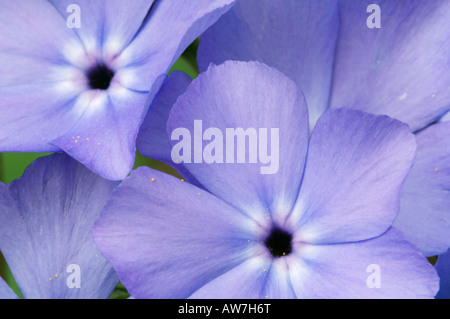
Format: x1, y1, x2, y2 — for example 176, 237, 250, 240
87, 64, 114, 90
264, 227, 292, 258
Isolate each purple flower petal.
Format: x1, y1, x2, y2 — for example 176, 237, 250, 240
197, 0, 339, 128
93, 167, 261, 299
51, 87, 149, 181
435, 249, 450, 299
190, 257, 296, 299
288, 228, 438, 299
330, 0, 450, 131
393, 122, 450, 256
0, 1, 82, 62
137, 71, 192, 164
166, 61, 309, 222
286, 108, 416, 244
118, 0, 236, 92
94, 61, 436, 299
0, 1, 85, 151
135, 71, 201, 186
0, 153, 118, 299
0, 82, 84, 152
0, 277, 18, 299
49, 0, 154, 56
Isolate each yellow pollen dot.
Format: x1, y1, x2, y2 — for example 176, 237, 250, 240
435, 168, 439, 172
49, 277, 52, 281
263, 269, 266, 272
198, 193, 201, 195
74, 140, 78, 143
282, 252, 286, 256
151, 178, 155, 182
86, 137, 90, 141
97, 143, 101, 146
77, 136, 80, 139
54, 274, 58, 278
181, 178, 185, 182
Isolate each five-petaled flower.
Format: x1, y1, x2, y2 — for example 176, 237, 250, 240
0, 0, 234, 180
93, 61, 438, 299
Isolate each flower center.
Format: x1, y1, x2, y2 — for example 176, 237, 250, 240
87, 63, 114, 90
264, 227, 292, 258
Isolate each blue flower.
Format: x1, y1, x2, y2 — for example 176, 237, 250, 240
0, 0, 235, 181
138, 0, 450, 257
0, 153, 118, 299
93, 61, 438, 298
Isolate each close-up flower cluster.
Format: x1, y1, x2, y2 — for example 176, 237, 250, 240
0, 0, 449, 301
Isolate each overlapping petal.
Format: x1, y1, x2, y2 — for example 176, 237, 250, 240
137, 71, 192, 164
287, 108, 416, 244
331, 0, 450, 131
0, 153, 118, 299
118, 0, 236, 92
288, 228, 438, 299
51, 85, 150, 181
197, 0, 339, 128
166, 61, 309, 222
136, 70, 202, 186
393, 122, 450, 256
93, 167, 261, 299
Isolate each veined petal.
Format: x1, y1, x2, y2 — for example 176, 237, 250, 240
197, 0, 339, 129
394, 121, 450, 256
288, 228, 438, 299
166, 61, 309, 223
288, 108, 416, 244
93, 167, 260, 299
0, 154, 118, 299
331, 0, 450, 131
